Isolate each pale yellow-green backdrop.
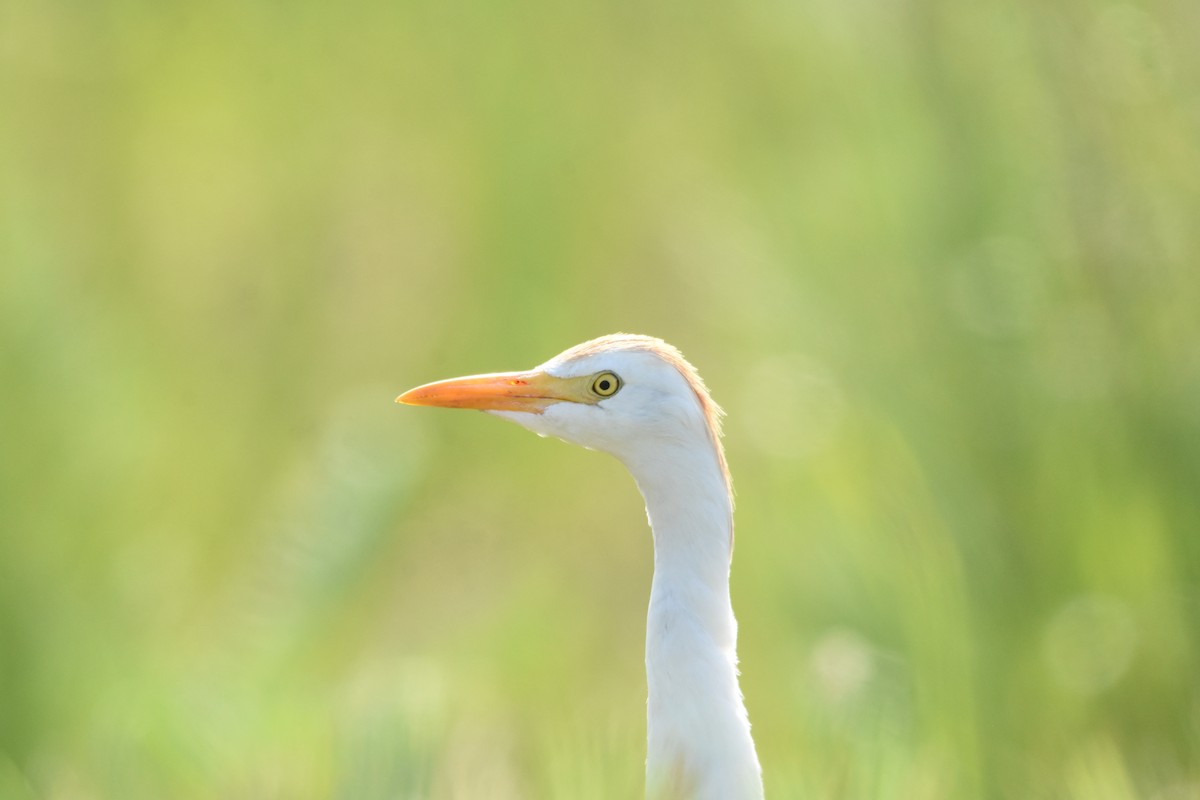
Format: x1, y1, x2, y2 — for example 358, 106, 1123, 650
2, 0, 1198, 797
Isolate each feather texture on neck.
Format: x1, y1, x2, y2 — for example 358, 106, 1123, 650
622, 440, 762, 800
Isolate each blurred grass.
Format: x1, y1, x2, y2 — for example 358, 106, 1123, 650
2, 0, 1199, 797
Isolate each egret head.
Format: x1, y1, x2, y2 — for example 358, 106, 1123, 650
397, 334, 730, 495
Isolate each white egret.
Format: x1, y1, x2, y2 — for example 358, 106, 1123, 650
397, 334, 763, 800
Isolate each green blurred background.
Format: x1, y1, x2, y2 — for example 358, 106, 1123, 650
2, 0, 1198, 797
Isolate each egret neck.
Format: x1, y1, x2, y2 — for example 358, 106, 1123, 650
622, 441, 761, 800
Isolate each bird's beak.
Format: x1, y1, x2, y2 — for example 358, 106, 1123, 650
396, 370, 580, 414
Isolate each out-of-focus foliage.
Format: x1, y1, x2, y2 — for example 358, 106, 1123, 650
2, 0, 1198, 797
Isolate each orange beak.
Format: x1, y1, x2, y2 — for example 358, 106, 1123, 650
396, 370, 580, 414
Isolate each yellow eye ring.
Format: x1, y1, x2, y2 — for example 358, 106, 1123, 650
592, 372, 621, 397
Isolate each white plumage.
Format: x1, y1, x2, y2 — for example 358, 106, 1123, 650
398, 334, 763, 800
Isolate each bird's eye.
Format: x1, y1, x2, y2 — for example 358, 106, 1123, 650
591, 372, 621, 397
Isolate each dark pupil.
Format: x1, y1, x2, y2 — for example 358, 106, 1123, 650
598, 379, 611, 392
